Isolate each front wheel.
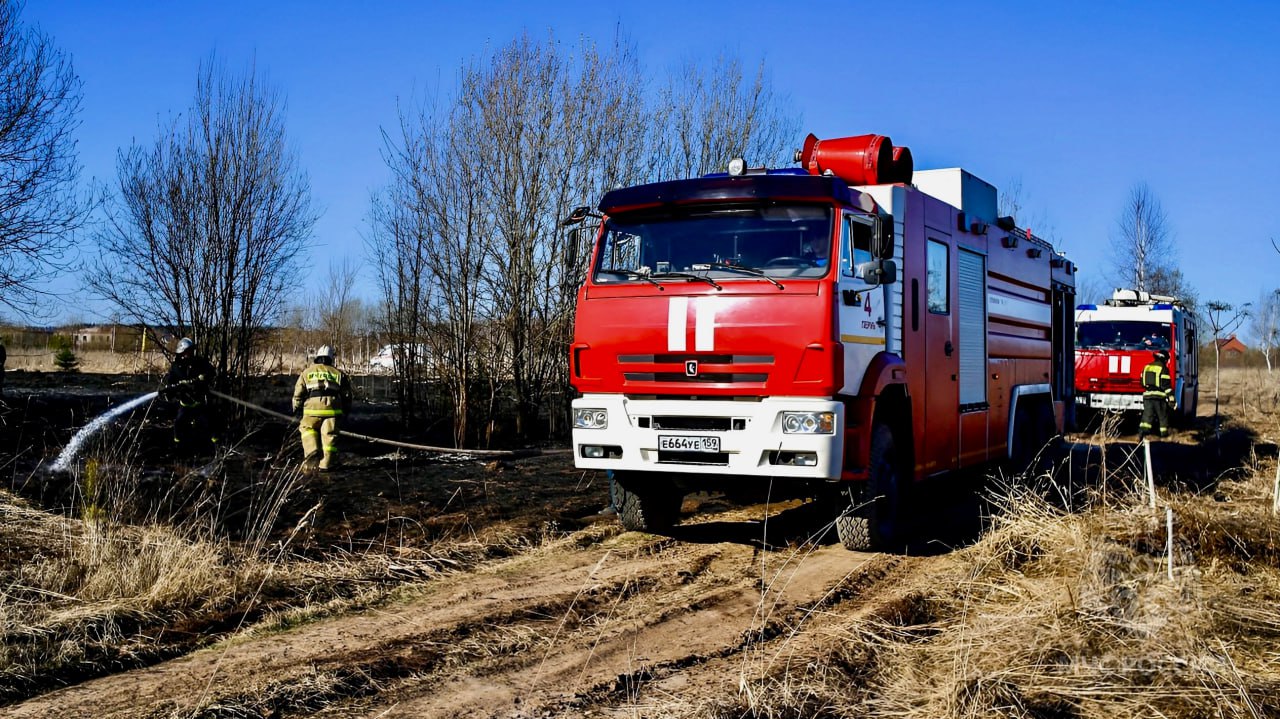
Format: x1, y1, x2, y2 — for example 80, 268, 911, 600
611, 472, 682, 533
835, 424, 904, 551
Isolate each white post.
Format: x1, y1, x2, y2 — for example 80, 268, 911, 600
1144, 439, 1156, 509
1272, 460, 1280, 516
1166, 507, 1175, 581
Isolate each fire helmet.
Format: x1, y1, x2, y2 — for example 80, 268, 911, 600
176, 337, 195, 356
315, 345, 334, 363
1154, 349, 1169, 362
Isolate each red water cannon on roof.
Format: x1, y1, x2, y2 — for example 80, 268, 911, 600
794, 133, 914, 185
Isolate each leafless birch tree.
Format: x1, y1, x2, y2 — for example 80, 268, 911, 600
0, 1, 88, 313
1249, 289, 1280, 373
1202, 300, 1250, 435
1110, 182, 1176, 294
92, 60, 316, 385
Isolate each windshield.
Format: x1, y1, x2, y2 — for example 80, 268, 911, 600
1077, 321, 1171, 350
593, 204, 834, 283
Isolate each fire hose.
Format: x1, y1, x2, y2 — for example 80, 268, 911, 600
210, 390, 567, 459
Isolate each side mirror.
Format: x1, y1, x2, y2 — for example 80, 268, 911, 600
872, 216, 895, 259
561, 205, 592, 227
566, 227, 581, 269
855, 259, 898, 286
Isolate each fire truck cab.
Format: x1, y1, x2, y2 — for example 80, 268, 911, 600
567, 133, 1076, 551
1074, 289, 1198, 423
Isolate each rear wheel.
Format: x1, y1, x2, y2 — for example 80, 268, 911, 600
611, 472, 682, 533
835, 424, 904, 551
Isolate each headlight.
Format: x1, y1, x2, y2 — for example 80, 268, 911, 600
781, 411, 835, 434
574, 408, 608, 429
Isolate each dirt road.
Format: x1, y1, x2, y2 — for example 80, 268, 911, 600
11, 507, 927, 718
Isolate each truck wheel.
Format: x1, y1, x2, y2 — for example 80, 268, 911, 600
834, 489, 871, 551
835, 424, 902, 551
611, 472, 682, 533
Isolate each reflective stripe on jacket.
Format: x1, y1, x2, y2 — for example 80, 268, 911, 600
293, 363, 352, 417
1141, 362, 1172, 398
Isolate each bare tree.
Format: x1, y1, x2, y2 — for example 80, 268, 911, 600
1110, 182, 1176, 294
1249, 289, 1280, 373
91, 59, 316, 386
371, 34, 799, 444
309, 257, 364, 365
371, 88, 498, 442
1201, 300, 1251, 435
648, 54, 799, 180
0, 1, 88, 313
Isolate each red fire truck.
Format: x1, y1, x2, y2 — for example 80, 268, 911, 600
1074, 289, 1198, 424
565, 133, 1076, 550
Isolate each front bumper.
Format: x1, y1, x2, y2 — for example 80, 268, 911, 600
572, 394, 844, 480
1076, 392, 1143, 412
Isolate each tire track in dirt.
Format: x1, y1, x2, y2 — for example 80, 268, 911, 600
6, 532, 712, 718
326, 543, 914, 718
10, 520, 920, 719
588, 551, 933, 716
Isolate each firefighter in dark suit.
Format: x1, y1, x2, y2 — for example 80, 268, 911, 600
1139, 349, 1173, 439
162, 337, 218, 456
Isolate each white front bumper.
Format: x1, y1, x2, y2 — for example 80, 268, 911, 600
1077, 392, 1144, 411
572, 394, 843, 480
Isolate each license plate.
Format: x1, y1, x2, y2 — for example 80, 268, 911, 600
1092, 394, 1136, 410
658, 435, 720, 452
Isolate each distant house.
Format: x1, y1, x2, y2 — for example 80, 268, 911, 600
1214, 334, 1248, 359
72, 325, 147, 353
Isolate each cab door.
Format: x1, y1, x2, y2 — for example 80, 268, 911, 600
922, 236, 959, 474
836, 213, 883, 393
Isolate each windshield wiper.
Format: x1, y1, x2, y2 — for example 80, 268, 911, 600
651, 271, 722, 290
601, 269, 664, 290
707, 262, 784, 289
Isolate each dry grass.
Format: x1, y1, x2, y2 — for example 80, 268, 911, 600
7, 368, 1280, 715
0, 428, 585, 704
1, 427, 394, 701
710, 396, 1280, 718
705, 486, 1280, 717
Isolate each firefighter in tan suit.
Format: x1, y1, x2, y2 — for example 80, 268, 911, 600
292, 345, 352, 471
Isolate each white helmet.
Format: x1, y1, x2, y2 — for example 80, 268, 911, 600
176, 337, 195, 355
315, 345, 334, 363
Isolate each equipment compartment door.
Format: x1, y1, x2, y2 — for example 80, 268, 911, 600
923, 237, 959, 474
957, 248, 989, 464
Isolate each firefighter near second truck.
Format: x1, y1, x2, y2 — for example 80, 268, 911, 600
1139, 349, 1174, 439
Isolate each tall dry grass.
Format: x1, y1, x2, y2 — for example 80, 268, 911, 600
0, 411, 322, 701
708, 413, 1280, 719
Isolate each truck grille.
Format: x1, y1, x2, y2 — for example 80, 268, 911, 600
624, 372, 768, 383
1091, 377, 1142, 391
652, 416, 733, 431
618, 354, 774, 386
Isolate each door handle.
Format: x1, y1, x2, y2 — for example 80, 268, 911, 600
944, 340, 954, 357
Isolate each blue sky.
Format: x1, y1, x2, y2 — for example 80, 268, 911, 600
22, 1, 1280, 330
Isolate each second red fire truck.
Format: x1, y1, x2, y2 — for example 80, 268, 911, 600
1074, 289, 1198, 425
566, 132, 1076, 550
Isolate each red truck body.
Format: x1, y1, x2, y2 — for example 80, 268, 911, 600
569, 133, 1076, 549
